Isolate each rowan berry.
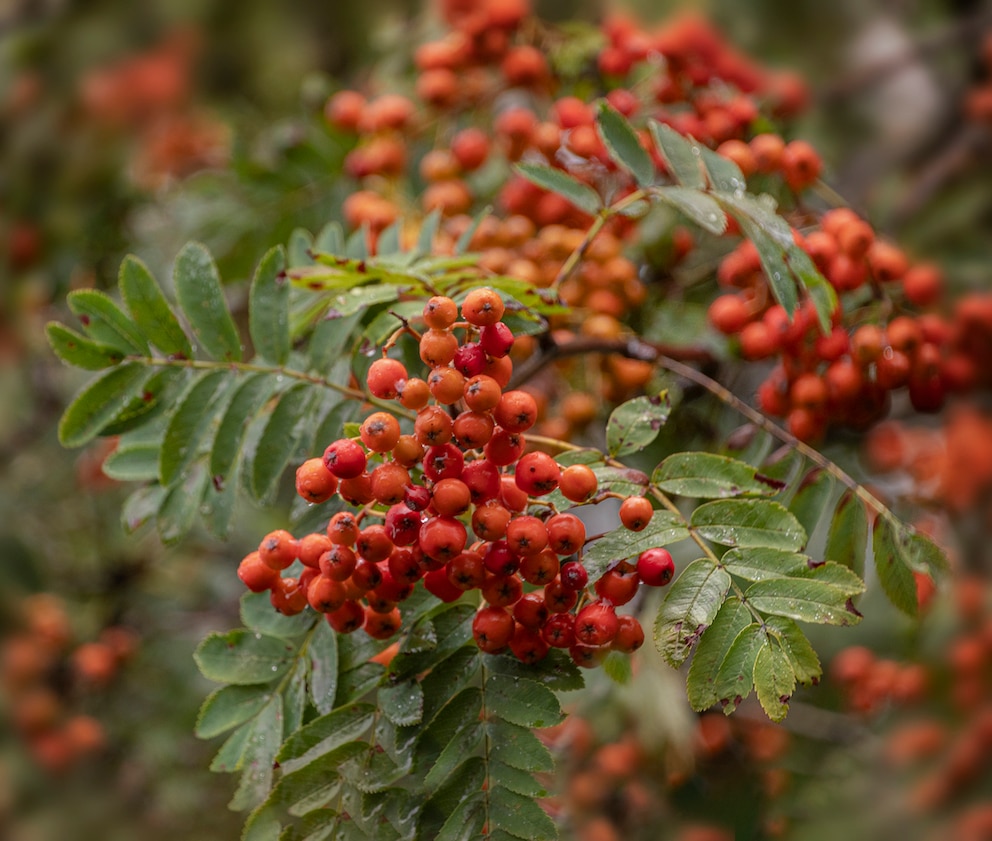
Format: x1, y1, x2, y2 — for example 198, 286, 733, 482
612, 615, 645, 653
431, 478, 472, 517
356, 525, 394, 563
542, 612, 576, 648
559, 464, 598, 502
423, 443, 465, 481
307, 575, 346, 613
259, 530, 300, 571
423, 296, 458, 329
327, 511, 360, 546
392, 435, 426, 469
238, 551, 280, 592
519, 549, 560, 585
514, 451, 561, 496
367, 358, 408, 399
482, 353, 514, 388
270, 577, 308, 615
560, 560, 588, 592
369, 462, 411, 505
423, 566, 464, 602
364, 607, 402, 640
595, 568, 640, 605
397, 377, 431, 411
481, 572, 523, 607
546, 513, 586, 555
619, 497, 653, 532
323, 438, 367, 479
387, 547, 425, 582
485, 428, 526, 466
419, 516, 467, 561
471, 500, 511, 541
453, 410, 495, 448
494, 390, 539, 432
360, 412, 401, 453
462, 459, 501, 503
480, 322, 515, 358
447, 550, 486, 590
419, 329, 459, 367
574, 601, 620, 646
544, 579, 578, 613
472, 606, 514, 653
318, 544, 357, 580
415, 406, 454, 446
351, 557, 383, 592
506, 515, 549, 556
428, 366, 466, 404
338, 473, 374, 505
295, 458, 338, 504
326, 600, 365, 633
453, 342, 488, 378
513, 592, 550, 630
462, 288, 505, 326
903, 263, 943, 307
385, 503, 422, 546
875, 347, 911, 390
570, 642, 608, 668
464, 374, 503, 412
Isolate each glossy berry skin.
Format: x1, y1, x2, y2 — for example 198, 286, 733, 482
514, 451, 560, 496
322, 438, 367, 479
637, 548, 675, 586
574, 601, 619, 647
472, 606, 514, 653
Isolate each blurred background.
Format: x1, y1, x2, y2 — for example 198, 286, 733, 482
2, 1, 991, 839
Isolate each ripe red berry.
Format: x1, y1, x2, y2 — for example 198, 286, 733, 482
514, 451, 561, 496
494, 390, 539, 433
542, 612, 576, 648
480, 322, 515, 358
637, 548, 675, 586
360, 412, 402, 453
295, 458, 338, 504
367, 358, 408, 399
574, 601, 620, 647
418, 516, 468, 562
462, 288, 505, 326
472, 606, 515, 653
237, 551, 280, 592
559, 560, 588, 591
612, 615, 645, 653
619, 496, 653, 532
259, 530, 300, 571
546, 513, 586, 555
594, 568, 640, 606
323, 438, 367, 479
559, 464, 598, 502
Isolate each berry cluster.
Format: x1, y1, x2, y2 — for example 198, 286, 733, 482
710, 206, 992, 440
237, 289, 676, 669
0, 593, 137, 773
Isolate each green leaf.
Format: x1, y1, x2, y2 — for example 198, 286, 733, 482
596, 101, 654, 186
415, 687, 483, 776
489, 761, 548, 797
173, 241, 242, 362
788, 469, 834, 540
721, 548, 864, 596
824, 490, 867, 578
118, 255, 193, 358
308, 619, 339, 715
686, 597, 752, 710
513, 162, 602, 216
195, 630, 296, 685
423, 719, 484, 792
486, 720, 554, 773
484, 672, 564, 729
160, 369, 231, 487
58, 363, 154, 447
434, 793, 486, 841
46, 322, 125, 369
718, 193, 799, 317
483, 649, 584, 692
602, 650, 633, 685
101, 443, 160, 481
788, 245, 837, 334
652, 451, 784, 498
581, 512, 690, 581
249, 246, 291, 365
277, 703, 377, 763
698, 145, 747, 193
654, 558, 732, 667
241, 591, 315, 639
606, 392, 670, 457
753, 637, 796, 722
67, 289, 149, 354
157, 459, 210, 543
691, 499, 807, 550
287, 228, 314, 268
378, 680, 424, 727
489, 785, 558, 841
121, 484, 165, 534
418, 650, 482, 725
872, 516, 944, 617
648, 121, 705, 189
416, 757, 486, 841
284, 665, 308, 739
764, 616, 821, 686
230, 695, 283, 810
196, 685, 275, 739
653, 186, 727, 235
252, 384, 317, 502
210, 374, 277, 479
713, 623, 762, 711
745, 577, 863, 626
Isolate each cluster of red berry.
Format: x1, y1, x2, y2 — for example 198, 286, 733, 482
710, 205, 992, 440
237, 289, 675, 668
